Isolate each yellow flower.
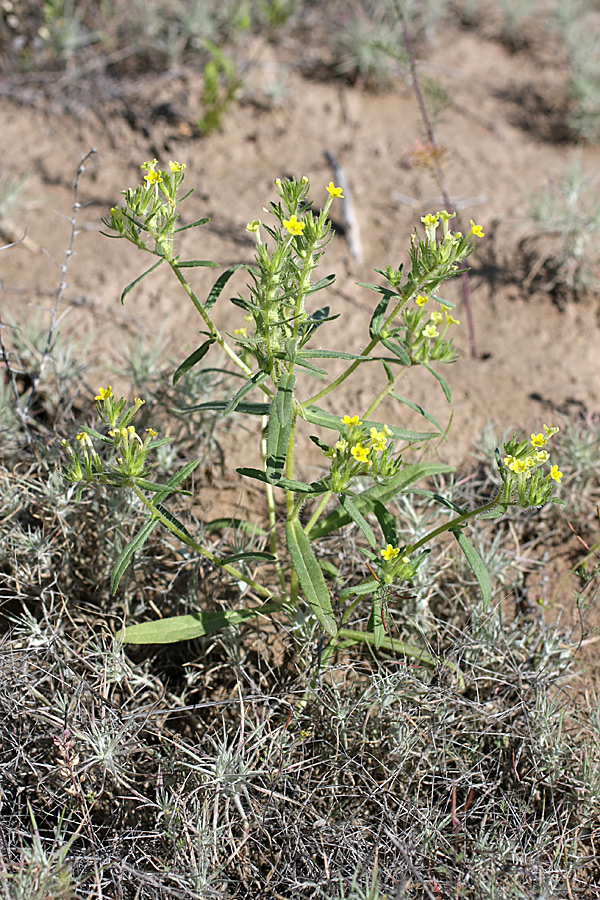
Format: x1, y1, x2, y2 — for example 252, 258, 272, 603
416, 295, 429, 307
381, 544, 400, 561
543, 424, 559, 439
146, 428, 158, 438
234, 327, 247, 337
140, 159, 158, 172
445, 311, 460, 325
421, 214, 439, 227
423, 324, 439, 339
144, 169, 163, 185
168, 160, 186, 172
283, 214, 305, 236
469, 219, 484, 238
134, 397, 145, 407
335, 439, 348, 452
350, 443, 371, 464
326, 181, 344, 198
438, 210, 455, 222
369, 427, 387, 452
94, 385, 113, 401
535, 450, 549, 462
246, 220, 260, 232
430, 311, 444, 325
530, 433, 547, 447
550, 465, 563, 483
341, 415, 362, 426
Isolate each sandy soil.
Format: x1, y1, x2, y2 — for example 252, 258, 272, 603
2, 12, 599, 676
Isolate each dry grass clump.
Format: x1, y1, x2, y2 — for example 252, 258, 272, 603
1, 355, 600, 899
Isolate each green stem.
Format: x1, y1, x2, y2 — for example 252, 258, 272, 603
304, 490, 333, 535
261, 411, 287, 594
304, 261, 457, 408
408, 492, 505, 554
131, 484, 280, 602
362, 366, 407, 421
166, 259, 256, 381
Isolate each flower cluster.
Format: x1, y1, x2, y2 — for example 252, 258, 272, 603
62, 387, 168, 490
499, 424, 563, 508
102, 159, 188, 257
323, 414, 402, 492
403, 293, 461, 364
240, 178, 344, 382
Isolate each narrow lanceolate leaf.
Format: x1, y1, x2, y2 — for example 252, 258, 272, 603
174, 259, 220, 268
266, 372, 295, 482
286, 518, 337, 637
119, 604, 280, 645
369, 293, 390, 338
303, 405, 438, 441
451, 527, 492, 610
173, 339, 214, 385
223, 371, 269, 416
307, 462, 453, 539
381, 336, 411, 366
110, 460, 200, 594
174, 216, 210, 233
372, 500, 398, 548
424, 362, 452, 402
111, 517, 157, 595
177, 400, 270, 416
368, 590, 386, 649
339, 494, 377, 549
120, 258, 164, 304
390, 392, 446, 438
205, 264, 248, 311
306, 273, 336, 294
236, 468, 326, 494
297, 349, 370, 361
220, 551, 276, 564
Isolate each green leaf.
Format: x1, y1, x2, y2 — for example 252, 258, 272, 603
173, 339, 214, 385
367, 591, 386, 649
154, 502, 194, 539
339, 494, 377, 549
424, 362, 452, 402
356, 282, 399, 298
205, 264, 248, 311
307, 462, 454, 539
369, 293, 390, 338
297, 349, 370, 361
381, 337, 411, 366
286, 518, 337, 636
303, 405, 438, 441
390, 392, 446, 437
338, 577, 379, 600
220, 551, 276, 563
133, 478, 192, 495
111, 517, 157, 595
120, 259, 164, 304
119, 603, 280, 644
175, 259, 220, 268
110, 460, 200, 594
409, 489, 465, 515
178, 400, 270, 416
266, 372, 295, 482
204, 518, 264, 536
223, 372, 269, 416
372, 500, 397, 547
451, 527, 492, 609
174, 216, 210, 233
237, 468, 326, 494
307, 273, 336, 294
